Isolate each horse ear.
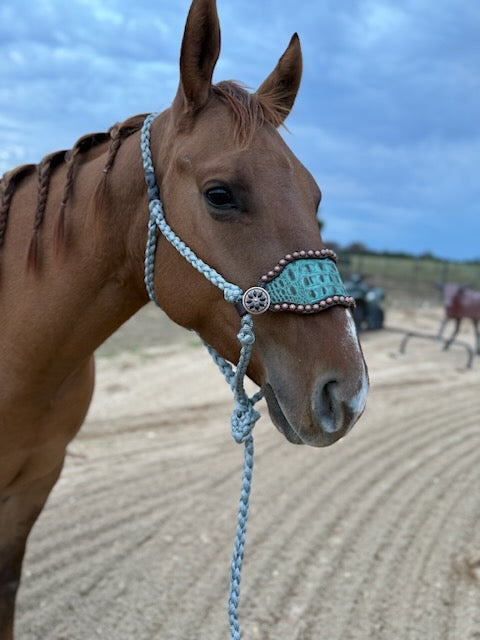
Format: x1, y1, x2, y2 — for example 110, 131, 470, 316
255, 33, 303, 125
174, 0, 221, 117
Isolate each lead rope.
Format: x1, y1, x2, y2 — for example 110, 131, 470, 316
205, 319, 263, 640
141, 112, 262, 639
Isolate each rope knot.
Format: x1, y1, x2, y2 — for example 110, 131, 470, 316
144, 170, 159, 201
237, 322, 255, 346
231, 401, 260, 443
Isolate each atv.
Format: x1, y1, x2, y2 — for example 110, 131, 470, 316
345, 274, 385, 330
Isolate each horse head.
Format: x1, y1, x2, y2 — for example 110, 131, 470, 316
147, 0, 368, 447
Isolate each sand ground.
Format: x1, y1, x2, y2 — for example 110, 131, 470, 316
14, 304, 480, 640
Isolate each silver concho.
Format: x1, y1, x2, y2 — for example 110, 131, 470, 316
242, 287, 271, 315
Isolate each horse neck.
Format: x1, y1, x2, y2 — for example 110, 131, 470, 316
0, 114, 172, 383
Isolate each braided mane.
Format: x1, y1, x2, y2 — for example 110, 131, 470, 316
0, 115, 145, 267
0, 163, 36, 249
0, 81, 284, 268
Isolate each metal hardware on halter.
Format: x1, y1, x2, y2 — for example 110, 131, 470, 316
242, 287, 271, 315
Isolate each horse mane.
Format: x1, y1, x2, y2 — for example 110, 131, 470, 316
28, 149, 72, 269
0, 115, 145, 269
91, 114, 147, 230
0, 81, 284, 269
0, 164, 36, 249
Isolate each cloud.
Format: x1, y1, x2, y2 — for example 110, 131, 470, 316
0, 0, 185, 165
0, 0, 478, 259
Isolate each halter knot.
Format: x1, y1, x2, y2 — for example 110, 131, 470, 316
237, 321, 255, 346
231, 401, 261, 443
144, 170, 160, 202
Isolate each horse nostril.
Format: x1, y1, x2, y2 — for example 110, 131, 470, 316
313, 377, 354, 439
313, 377, 349, 435
321, 379, 335, 410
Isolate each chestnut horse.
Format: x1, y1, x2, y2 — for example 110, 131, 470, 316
0, 0, 368, 637
438, 283, 480, 355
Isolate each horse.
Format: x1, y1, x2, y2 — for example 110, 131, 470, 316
0, 0, 369, 637
438, 283, 480, 355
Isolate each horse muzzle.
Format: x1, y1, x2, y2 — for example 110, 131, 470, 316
263, 364, 368, 447
257, 297, 369, 448
239, 252, 369, 447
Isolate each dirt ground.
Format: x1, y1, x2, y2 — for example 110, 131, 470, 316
15, 304, 480, 640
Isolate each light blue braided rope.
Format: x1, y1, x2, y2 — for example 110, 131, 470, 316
141, 113, 262, 639
204, 315, 263, 639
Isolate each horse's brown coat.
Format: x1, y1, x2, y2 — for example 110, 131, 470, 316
0, 1, 368, 637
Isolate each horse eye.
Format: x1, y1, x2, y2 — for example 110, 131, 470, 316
204, 186, 236, 210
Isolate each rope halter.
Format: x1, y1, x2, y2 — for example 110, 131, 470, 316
140, 112, 354, 639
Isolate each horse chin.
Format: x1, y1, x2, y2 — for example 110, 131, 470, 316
263, 383, 356, 448
263, 384, 304, 445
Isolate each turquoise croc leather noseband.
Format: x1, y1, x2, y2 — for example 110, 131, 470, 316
240, 249, 354, 316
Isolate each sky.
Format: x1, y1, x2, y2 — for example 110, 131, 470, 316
1, 0, 479, 260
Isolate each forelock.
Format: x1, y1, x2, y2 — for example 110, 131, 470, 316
211, 81, 286, 148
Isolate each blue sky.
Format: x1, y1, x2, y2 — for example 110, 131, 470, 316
1, 0, 479, 260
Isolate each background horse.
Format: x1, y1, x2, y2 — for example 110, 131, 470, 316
438, 283, 480, 355
0, 0, 368, 637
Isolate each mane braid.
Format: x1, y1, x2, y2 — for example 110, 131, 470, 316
93, 114, 147, 219
0, 164, 36, 250
104, 114, 147, 175
103, 123, 123, 175
27, 151, 66, 271
0, 179, 11, 250
54, 131, 110, 252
